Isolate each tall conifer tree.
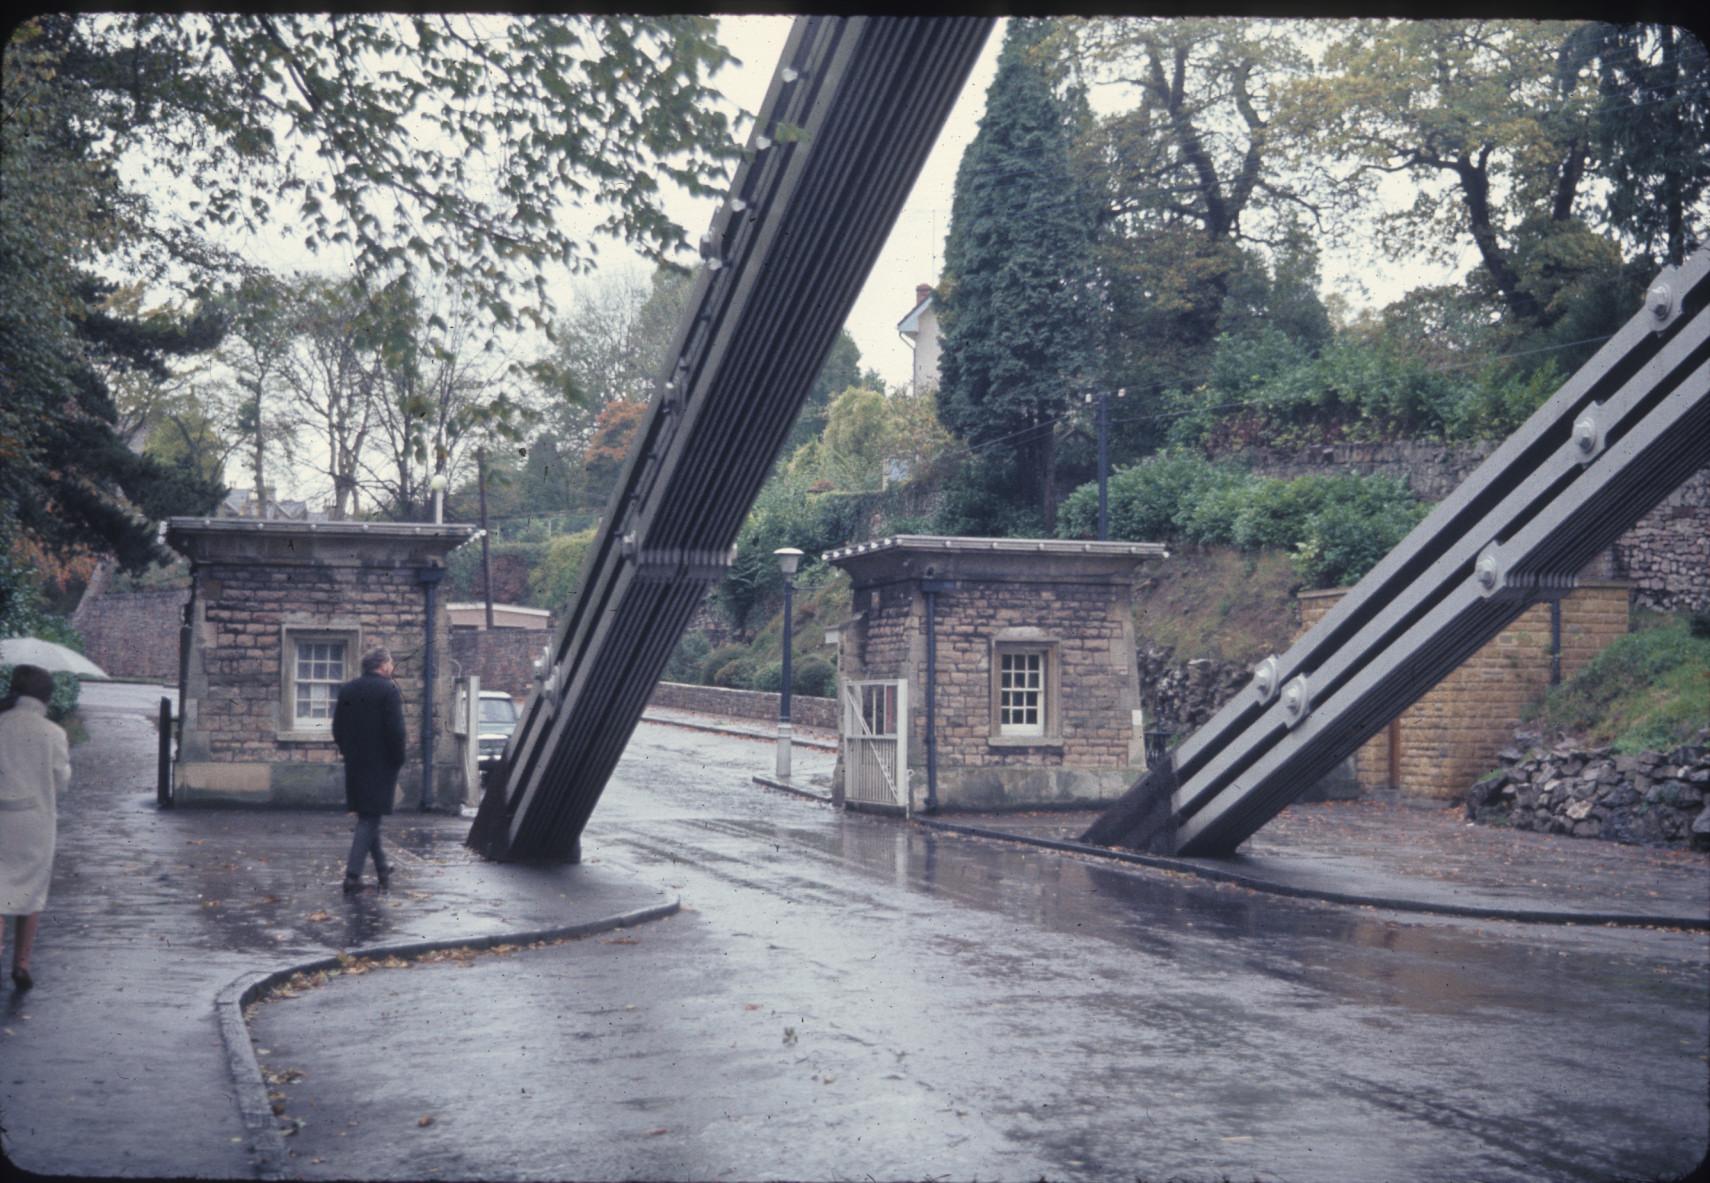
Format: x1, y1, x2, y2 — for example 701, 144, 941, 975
936, 18, 1098, 530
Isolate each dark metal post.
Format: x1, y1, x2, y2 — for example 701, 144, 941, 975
177, 591, 192, 779
773, 548, 803, 781
478, 447, 494, 631
923, 585, 939, 813
1097, 390, 1110, 541
418, 565, 445, 811
157, 697, 173, 808
1549, 597, 1563, 686
781, 576, 794, 726
775, 572, 795, 780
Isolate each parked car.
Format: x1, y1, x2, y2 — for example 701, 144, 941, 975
477, 690, 520, 782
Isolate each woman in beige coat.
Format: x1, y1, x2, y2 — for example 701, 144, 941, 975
0, 664, 71, 990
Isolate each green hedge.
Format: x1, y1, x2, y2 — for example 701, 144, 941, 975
1058, 452, 1428, 588
1163, 331, 1562, 448
0, 664, 81, 724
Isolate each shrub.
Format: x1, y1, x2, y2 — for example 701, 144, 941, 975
714, 472, 876, 630
661, 630, 711, 684
1290, 480, 1429, 589
1443, 360, 1562, 442
698, 644, 749, 686
932, 453, 1046, 539
1060, 455, 1427, 588
752, 659, 784, 693
711, 655, 760, 690
527, 527, 600, 609
754, 653, 836, 698
1530, 615, 1710, 753
0, 665, 80, 725
791, 654, 837, 698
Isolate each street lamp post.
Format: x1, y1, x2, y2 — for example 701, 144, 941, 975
773, 547, 804, 781
430, 471, 447, 525
1086, 387, 1125, 541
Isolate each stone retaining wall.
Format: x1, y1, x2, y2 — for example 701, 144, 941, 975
448, 629, 548, 700
1609, 467, 1710, 613
1241, 443, 1709, 612
1297, 582, 1632, 799
649, 680, 838, 731
1465, 734, 1710, 850
73, 587, 187, 681
1240, 440, 1496, 501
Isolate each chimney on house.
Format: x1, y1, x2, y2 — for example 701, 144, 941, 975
915, 283, 932, 307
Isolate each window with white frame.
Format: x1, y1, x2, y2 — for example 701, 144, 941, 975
280, 627, 358, 734
997, 648, 1046, 736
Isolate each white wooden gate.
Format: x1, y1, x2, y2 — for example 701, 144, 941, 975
842, 678, 909, 814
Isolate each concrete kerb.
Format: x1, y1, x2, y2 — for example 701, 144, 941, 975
750, 773, 834, 804
214, 897, 681, 1180
915, 817, 1710, 931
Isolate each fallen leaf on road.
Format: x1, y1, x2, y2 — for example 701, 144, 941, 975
743, 1003, 762, 1011
306, 910, 332, 923
601, 936, 639, 945
646, 1127, 669, 1137
418, 1115, 435, 1128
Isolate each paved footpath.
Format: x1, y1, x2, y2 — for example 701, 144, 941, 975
937, 797, 1710, 927
1, 686, 672, 1179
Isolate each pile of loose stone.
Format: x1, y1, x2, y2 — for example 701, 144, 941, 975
1136, 645, 1249, 736
1466, 730, 1710, 850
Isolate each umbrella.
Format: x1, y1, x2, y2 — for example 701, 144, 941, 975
0, 636, 110, 680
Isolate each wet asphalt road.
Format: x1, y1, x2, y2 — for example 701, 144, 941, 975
247, 723, 1710, 1181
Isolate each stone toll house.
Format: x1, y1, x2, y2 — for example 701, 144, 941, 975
164, 518, 475, 810
825, 535, 1167, 811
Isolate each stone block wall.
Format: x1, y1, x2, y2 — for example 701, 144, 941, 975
1241, 439, 1496, 501
922, 580, 1136, 771
72, 587, 187, 681
1610, 467, 1710, 612
449, 628, 549, 700
845, 582, 1139, 773
1298, 582, 1631, 800
170, 533, 466, 811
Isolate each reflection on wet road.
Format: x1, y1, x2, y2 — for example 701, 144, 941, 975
250, 720, 1709, 1182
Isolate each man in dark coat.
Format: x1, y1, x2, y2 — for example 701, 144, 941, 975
332, 646, 407, 893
